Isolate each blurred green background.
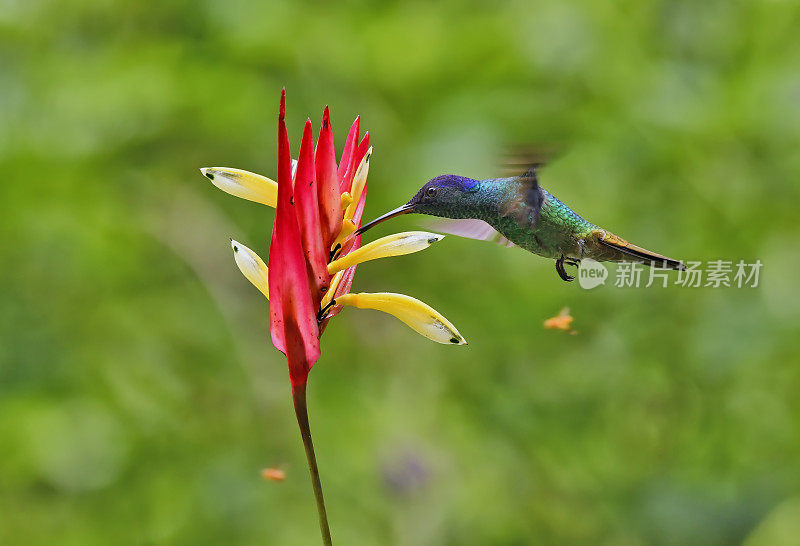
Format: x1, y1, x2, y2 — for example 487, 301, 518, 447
2, 0, 800, 544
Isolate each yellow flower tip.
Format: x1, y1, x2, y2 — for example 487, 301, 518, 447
230, 238, 270, 300
200, 167, 278, 207
332, 219, 357, 250
344, 148, 373, 220
336, 292, 466, 345
320, 270, 345, 309
340, 192, 353, 209
327, 231, 446, 275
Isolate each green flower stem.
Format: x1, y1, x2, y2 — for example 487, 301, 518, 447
292, 383, 332, 545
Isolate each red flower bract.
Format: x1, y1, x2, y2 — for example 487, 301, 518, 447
315, 107, 342, 251
268, 89, 369, 388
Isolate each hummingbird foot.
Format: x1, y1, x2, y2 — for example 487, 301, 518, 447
555, 255, 580, 282
577, 238, 586, 258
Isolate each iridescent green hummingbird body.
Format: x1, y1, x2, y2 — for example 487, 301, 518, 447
357, 169, 684, 281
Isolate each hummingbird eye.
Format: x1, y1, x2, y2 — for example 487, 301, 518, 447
426, 186, 438, 198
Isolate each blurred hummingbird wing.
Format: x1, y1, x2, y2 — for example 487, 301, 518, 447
499, 144, 563, 177
498, 167, 545, 230
422, 218, 515, 248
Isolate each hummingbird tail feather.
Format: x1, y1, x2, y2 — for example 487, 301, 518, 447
596, 232, 685, 270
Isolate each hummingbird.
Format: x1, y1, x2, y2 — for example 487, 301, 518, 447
355, 167, 684, 281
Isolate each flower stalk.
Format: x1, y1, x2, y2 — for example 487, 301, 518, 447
291, 382, 332, 546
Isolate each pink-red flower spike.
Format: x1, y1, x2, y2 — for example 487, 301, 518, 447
315, 107, 343, 250
268, 89, 321, 385
355, 132, 370, 173
294, 119, 331, 308
337, 116, 360, 192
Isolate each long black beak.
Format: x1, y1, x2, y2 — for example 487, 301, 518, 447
355, 203, 414, 235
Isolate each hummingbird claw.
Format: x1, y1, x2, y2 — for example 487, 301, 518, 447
555, 255, 580, 282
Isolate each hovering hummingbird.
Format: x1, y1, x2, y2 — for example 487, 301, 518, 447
356, 167, 684, 281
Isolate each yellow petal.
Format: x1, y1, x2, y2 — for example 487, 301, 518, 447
332, 219, 357, 250
230, 239, 269, 299
320, 270, 345, 309
335, 292, 467, 345
344, 148, 372, 220
340, 191, 353, 209
200, 167, 278, 207
328, 231, 445, 274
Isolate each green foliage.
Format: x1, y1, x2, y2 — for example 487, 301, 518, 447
2, 0, 799, 544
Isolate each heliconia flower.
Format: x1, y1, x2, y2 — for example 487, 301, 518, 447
201, 89, 465, 545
